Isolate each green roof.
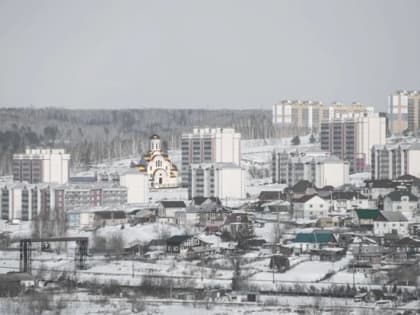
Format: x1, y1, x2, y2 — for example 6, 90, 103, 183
355, 209, 380, 220
294, 231, 335, 243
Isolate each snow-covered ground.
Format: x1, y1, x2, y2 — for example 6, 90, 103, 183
249, 255, 352, 283
1, 292, 415, 315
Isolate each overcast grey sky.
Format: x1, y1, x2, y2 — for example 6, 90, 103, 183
0, 0, 419, 110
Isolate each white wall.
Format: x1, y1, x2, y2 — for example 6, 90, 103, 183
373, 221, 409, 236
190, 163, 245, 200
215, 165, 245, 200
43, 153, 69, 184
293, 195, 329, 220
120, 172, 149, 204
315, 161, 349, 188
214, 129, 241, 165
407, 149, 420, 178
356, 114, 386, 166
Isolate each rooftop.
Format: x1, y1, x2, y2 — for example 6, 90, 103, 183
294, 230, 336, 244
160, 200, 186, 208
354, 209, 380, 220
375, 211, 408, 222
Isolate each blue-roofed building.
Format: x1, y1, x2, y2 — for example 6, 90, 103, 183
291, 230, 338, 253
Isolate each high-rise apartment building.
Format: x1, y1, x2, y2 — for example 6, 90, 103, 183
371, 143, 420, 180
320, 113, 386, 172
389, 90, 420, 134
12, 148, 70, 184
188, 163, 245, 200
272, 150, 349, 187
272, 100, 374, 132
0, 183, 51, 221
181, 128, 241, 186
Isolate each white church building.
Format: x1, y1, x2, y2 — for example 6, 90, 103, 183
134, 135, 178, 188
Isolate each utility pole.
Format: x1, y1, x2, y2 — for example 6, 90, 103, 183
132, 259, 134, 278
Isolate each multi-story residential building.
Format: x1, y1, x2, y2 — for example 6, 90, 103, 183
0, 183, 51, 221
407, 91, 420, 132
388, 90, 420, 135
119, 169, 149, 204
12, 148, 70, 184
188, 163, 245, 200
181, 128, 241, 186
272, 100, 374, 132
54, 183, 127, 212
320, 112, 386, 172
272, 150, 349, 187
371, 143, 420, 180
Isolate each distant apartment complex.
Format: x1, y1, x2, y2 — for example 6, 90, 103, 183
0, 183, 51, 221
188, 163, 245, 200
272, 150, 349, 188
54, 183, 127, 212
272, 100, 374, 131
320, 113, 386, 172
371, 143, 420, 180
388, 90, 420, 135
181, 128, 241, 186
12, 148, 70, 185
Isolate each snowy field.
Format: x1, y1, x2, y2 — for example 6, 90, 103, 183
0, 292, 415, 315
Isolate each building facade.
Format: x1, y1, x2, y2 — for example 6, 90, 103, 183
320, 113, 386, 172
181, 128, 241, 186
188, 163, 245, 200
0, 183, 51, 221
12, 148, 70, 184
54, 183, 127, 212
373, 211, 409, 236
272, 150, 349, 187
119, 169, 149, 204
371, 143, 420, 180
388, 90, 420, 135
292, 195, 329, 221
272, 100, 374, 132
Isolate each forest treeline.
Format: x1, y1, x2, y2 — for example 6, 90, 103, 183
0, 107, 306, 175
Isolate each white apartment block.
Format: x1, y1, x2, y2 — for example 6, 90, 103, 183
315, 159, 350, 188
188, 163, 245, 200
0, 183, 52, 221
13, 148, 70, 185
272, 150, 349, 188
119, 169, 149, 204
181, 128, 241, 186
272, 100, 374, 131
371, 143, 420, 180
388, 90, 420, 135
321, 112, 386, 172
